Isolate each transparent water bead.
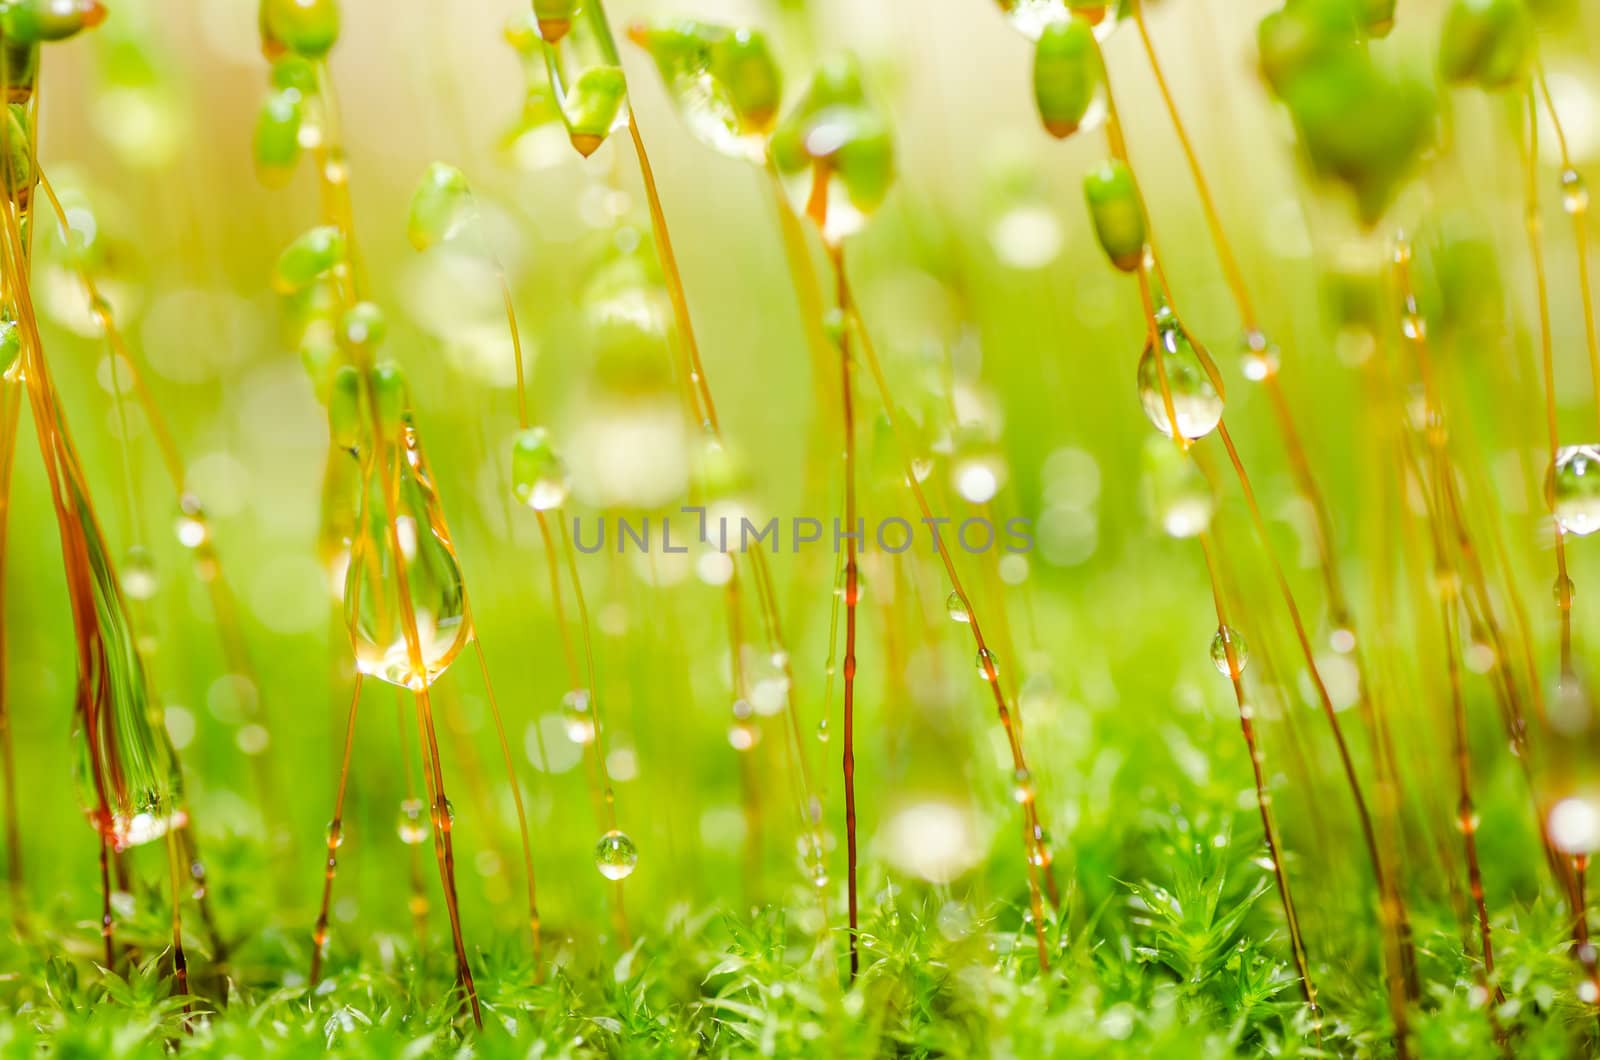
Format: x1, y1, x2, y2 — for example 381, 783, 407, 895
562, 688, 596, 745
1549, 795, 1600, 855
996, 0, 1127, 42
122, 545, 158, 601
397, 798, 429, 845
1563, 168, 1589, 216
594, 829, 639, 880
1240, 329, 1279, 382
1010, 767, 1036, 804
946, 590, 971, 623
1551, 444, 1600, 536
1210, 625, 1249, 678
976, 647, 1000, 682
1137, 318, 1223, 441
1141, 435, 1212, 539
344, 422, 474, 689
511, 427, 571, 511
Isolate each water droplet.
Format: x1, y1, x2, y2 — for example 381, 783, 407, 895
511, 426, 571, 511
594, 829, 639, 880
1563, 168, 1590, 215
816, 718, 829, 742
396, 799, 429, 845
1137, 318, 1223, 441
1140, 435, 1212, 538
946, 590, 970, 623
728, 720, 758, 751
1328, 623, 1357, 655
1210, 625, 1249, 678
1550, 795, 1600, 854
976, 647, 999, 682
949, 427, 1007, 504
344, 423, 474, 689
1010, 767, 1035, 804
562, 688, 596, 745
325, 820, 343, 848
999, 0, 1123, 42
122, 545, 158, 601
745, 649, 790, 716
175, 493, 209, 549
1240, 329, 1279, 382
1556, 575, 1576, 608
1551, 444, 1600, 536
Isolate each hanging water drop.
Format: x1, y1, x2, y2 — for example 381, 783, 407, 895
1140, 435, 1212, 538
594, 829, 639, 880
562, 688, 596, 745
1210, 625, 1249, 678
976, 647, 1000, 682
1551, 444, 1600, 536
511, 426, 571, 511
396, 798, 429, 845
1137, 317, 1223, 441
122, 545, 158, 601
946, 590, 970, 623
175, 493, 209, 549
1010, 767, 1035, 804
344, 420, 474, 689
1563, 168, 1589, 216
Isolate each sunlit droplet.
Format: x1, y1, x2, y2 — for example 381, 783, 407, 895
122, 545, 158, 601
976, 647, 999, 682
594, 829, 639, 880
946, 590, 970, 623
1137, 318, 1223, 441
1550, 796, 1600, 855
562, 688, 595, 745
1563, 168, 1590, 216
1551, 444, 1600, 536
397, 799, 429, 845
1210, 625, 1249, 678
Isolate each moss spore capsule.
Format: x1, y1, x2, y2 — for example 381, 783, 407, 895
1083, 160, 1145, 271
1032, 18, 1103, 139
407, 162, 471, 251
273, 225, 346, 293
254, 88, 303, 186
261, 0, 340, 59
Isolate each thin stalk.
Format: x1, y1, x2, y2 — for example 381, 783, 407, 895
1197, 532, 1320, 1033
0, 377, 21, 929
1395, 238, 1502, 1010
1536, 70, 1600, 433
309, 675, 363, 986
849, 275, 1054, 970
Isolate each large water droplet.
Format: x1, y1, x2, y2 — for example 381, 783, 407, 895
976, 647, 1000, 682
1137, 318, 1223, 441
594, 829, 639, 880
997, 0, 1124, 43
1552, 444, 1600, 536
344, 420, 474, 689
1210, 625, 1249, 678
511, 426, 571, 511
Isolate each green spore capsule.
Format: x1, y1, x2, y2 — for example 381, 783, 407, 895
713, 29, 782, 134
1083, 160, 1145, 271
565, 64, 627, 158
533, 0, 580, 43
0, 0, 106, 43
261, 0, 340, 59
1439, 0, 1532, 89
406, 162, 471, 251
341, 301, 386, 350
1033, 18, 1103, 139
253, 88, 303, 186
270, 55, 317, 93
511, 427, 571, 510
1361, 0, 1397, 35
328, 364, 362, 452
2, 104, 33, 203
273, 225, 345, 293
371, 360, 408, 433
